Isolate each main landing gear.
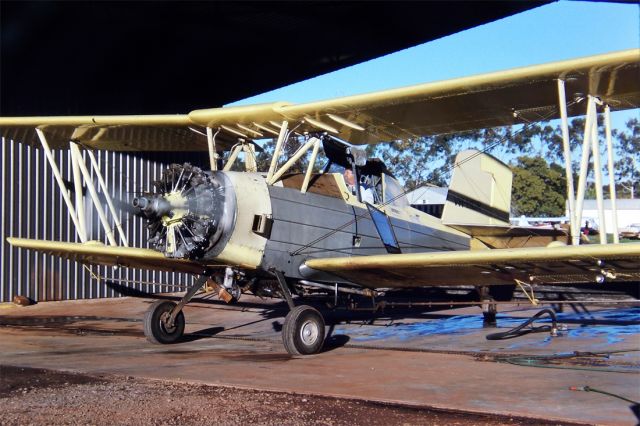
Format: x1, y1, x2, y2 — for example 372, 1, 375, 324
143, 273, 210, 344
143, 269, 327, 355
144, 300, 185, 344
478, 284, 516, 328
274, 270, 326, 356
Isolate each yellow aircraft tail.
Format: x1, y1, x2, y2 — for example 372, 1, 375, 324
441, 150, 512, 226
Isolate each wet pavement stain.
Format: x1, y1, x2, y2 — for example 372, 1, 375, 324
332, 307, 640, 346
0, 315, 144, 338
223, 352, 293, 363
0, 315, 141, 326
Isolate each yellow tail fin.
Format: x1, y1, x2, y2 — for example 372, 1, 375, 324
441, 150, 512, 226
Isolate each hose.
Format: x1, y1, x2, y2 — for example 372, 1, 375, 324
570, 386, 639, 405
485, 308, 557, 340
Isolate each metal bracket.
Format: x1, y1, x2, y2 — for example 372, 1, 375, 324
515, 279, 539, 306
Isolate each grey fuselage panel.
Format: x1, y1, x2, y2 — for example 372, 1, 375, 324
262, 185, 469, 286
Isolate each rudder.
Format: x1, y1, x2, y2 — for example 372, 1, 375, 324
441, 150, 512, 226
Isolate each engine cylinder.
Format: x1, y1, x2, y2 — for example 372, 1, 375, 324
135, 163, 235, 259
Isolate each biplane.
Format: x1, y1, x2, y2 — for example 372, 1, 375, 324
2, 49, 640, 355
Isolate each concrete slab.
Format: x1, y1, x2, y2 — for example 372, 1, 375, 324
0, 295, 638, 425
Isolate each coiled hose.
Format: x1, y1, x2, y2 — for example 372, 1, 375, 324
486, 308, 558, 340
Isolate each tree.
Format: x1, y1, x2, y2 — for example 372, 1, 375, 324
614, 118, 639, 198
246, 113, 633, 206
510, 156, 566, 216
369, 122, 549, 190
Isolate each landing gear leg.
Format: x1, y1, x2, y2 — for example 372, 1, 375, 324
478, 286, 497, 328
144, 273, 210, 344
273, 269, 295, 310
482, 302, 497, 328
273, 270, 326, 355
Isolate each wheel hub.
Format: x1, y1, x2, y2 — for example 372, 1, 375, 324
300, 320, 319, 345
159, 311, 177, 333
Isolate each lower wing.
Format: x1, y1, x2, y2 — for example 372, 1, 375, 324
6, 238, 217, 275
304, 243, 640, 288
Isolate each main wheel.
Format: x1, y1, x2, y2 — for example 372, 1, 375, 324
282, 305, 325, 356
144, 300, 185, 344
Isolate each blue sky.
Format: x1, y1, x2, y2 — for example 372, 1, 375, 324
230, 1, 639, 130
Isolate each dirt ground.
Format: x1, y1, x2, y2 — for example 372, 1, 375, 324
0, 365, 578, 426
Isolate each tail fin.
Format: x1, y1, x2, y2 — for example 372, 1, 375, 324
441, 150, 512, 226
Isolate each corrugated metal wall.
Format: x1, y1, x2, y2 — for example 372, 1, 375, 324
0, 137, 203, 302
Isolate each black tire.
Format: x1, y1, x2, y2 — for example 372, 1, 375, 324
144, 300, 185, 344
282, 305, 325, 356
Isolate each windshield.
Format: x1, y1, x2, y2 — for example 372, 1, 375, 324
382, 174, 408, 209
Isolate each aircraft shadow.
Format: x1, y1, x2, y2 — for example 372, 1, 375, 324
105, 281, 639, 348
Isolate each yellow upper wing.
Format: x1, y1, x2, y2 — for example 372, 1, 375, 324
1, 49, 638, 149
6, 238, 228, 275
304, 243, 640, 288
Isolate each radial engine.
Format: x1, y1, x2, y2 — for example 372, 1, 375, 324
133, 163, 236, 259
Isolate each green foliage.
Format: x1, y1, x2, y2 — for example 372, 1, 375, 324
614, 118, 639, 198
511, 156, 566, 216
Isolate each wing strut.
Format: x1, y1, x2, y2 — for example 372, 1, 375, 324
35, 128, 128, 246
35, 129, 86, 243
557, 83, 621, 246
206, 127, 220, 171
267, 136, 321, 185
72, 142, 129, 246
557, 79, 579, 244
604, 106, 620, 244
266, 121, 289, 181
222, 140, 258, 172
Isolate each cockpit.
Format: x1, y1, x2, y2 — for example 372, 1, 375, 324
322, 136, 407, 207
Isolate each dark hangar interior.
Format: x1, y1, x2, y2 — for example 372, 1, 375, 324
1, 1, 548, 116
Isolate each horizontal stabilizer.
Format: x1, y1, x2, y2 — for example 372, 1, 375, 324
447, 223, 570, 249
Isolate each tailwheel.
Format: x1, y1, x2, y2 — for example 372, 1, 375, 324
282, 305, 325, 356
144, 300, 185, 344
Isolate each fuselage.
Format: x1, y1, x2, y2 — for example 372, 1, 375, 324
207, 170, 471, 287
138, 165, 472, 288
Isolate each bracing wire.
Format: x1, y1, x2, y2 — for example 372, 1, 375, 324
290, 102, 577, 257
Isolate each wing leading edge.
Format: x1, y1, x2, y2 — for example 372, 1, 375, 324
1, 49, 638, 149
6, 238, 221, 275
304, 243, 640, 288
